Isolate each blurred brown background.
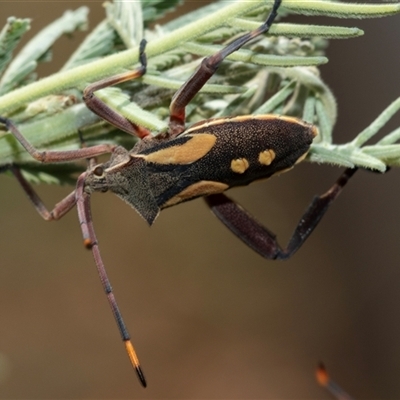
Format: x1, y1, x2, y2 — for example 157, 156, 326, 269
0, 1, 400, 398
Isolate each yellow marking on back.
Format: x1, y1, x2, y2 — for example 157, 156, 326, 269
258, 149, 276, 166
141, 134, 216, 165
230, 158, 249, 174
162, 181, 229, 208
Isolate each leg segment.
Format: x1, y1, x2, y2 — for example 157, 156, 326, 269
205, 168, 357, 260
8, 164, 76, 220
83, 39, 151, 139
0, 117, 115, 163
75, 174, 147, 387
169, 0, 282, 135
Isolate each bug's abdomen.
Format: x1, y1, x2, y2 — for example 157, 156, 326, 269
141, 115, 317, 208
190, 115, 317, 183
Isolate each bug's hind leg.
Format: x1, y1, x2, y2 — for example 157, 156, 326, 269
205, 168, 357, 260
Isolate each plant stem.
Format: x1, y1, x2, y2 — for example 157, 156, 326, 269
0, 0, 265, 115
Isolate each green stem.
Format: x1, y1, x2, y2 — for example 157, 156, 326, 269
285, 1, 400, 18
0, 0, 265, 114
0, 0, 397, 115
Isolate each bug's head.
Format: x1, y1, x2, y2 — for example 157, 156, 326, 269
84, 145, 160, 224
83, 146, 131, 194
84, 163, 109, 193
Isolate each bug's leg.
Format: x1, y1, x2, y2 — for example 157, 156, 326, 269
205, 168, 357, 260
316, 363, 354, 400
83, 39, 151, 139
0, 117, 116, 163
169, 0, 282, 135
6, 164, 77, 220
75, 174, 147, 387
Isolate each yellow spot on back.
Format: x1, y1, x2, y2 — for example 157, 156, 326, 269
162, 181, 229, 208
258, 149, 276, 166
231, 158, 249, 174
141, 134, 216, 165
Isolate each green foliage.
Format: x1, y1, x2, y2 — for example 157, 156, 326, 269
0, 8, 88, 95
0, 0, 399, 184
0, 17, 30, 76
141, 0, 183, 24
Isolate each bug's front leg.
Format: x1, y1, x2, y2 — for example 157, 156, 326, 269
74, 174, 147, 387
0, 117, 116, 163
4, 164, 77, 221
0, 115, 114, 220
205, 168, 357, 260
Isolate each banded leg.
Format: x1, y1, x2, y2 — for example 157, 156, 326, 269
2, 165, 147, 386
83, 39, 151, 139
169, 0, 282, 135
205, 168, 357, 260
75, 174, 147, 387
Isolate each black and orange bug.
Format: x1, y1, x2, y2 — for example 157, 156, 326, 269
0, 0, 357, 387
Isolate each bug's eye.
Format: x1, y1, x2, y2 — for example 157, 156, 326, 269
93, 166, 104, 176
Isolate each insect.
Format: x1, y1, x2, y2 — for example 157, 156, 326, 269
0, 0, 357, 387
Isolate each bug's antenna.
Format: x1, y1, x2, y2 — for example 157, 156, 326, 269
316, 363, 354, 400
209, 0, 282, 64
169, 0, 282, 135
75, 174, 147, 387
77, 130, 98, 169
